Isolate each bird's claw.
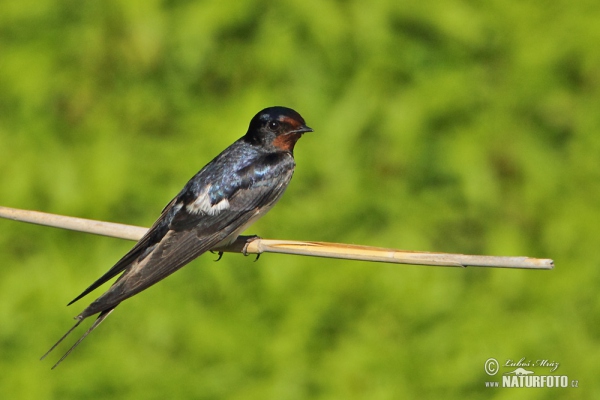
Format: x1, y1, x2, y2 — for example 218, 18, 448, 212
210, 251, 224, 262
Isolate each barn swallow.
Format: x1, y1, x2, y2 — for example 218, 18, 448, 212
42, 106, 312, 368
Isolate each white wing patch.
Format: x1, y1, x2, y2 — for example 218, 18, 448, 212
186, 184, 230, 216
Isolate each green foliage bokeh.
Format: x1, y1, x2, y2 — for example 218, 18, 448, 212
1, 0, 599, 398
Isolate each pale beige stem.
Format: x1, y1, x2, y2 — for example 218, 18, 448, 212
0, 206, 553, 270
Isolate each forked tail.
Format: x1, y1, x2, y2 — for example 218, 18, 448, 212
41, 308, 116, 369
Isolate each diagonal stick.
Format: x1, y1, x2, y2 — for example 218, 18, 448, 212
0, 206, 553, 270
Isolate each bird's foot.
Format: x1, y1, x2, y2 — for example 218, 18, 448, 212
242, 235, 262, 262
210, 250, 224, 262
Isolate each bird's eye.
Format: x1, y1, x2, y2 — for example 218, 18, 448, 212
268, 121, 280, 131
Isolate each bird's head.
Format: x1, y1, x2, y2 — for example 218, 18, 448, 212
244, 106, 313, 153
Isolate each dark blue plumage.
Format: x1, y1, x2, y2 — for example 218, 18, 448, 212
42, 106, 312, 368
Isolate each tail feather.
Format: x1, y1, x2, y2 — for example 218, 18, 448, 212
42, 308, 116, 369
40, 318, 83, 361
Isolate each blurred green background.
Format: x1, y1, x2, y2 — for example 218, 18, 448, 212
1, 0, 599, 398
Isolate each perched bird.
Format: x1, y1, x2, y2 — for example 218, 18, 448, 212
42, 106, 313, 368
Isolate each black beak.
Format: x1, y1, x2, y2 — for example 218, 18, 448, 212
290, 125, 313, 134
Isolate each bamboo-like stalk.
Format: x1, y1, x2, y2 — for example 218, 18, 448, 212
0, 206, 553, 270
